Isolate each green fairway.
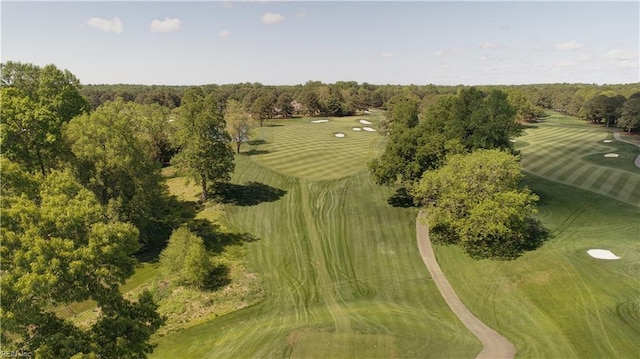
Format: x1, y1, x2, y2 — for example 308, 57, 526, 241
516, 113, 640, 206
151, 115, 481, 358
253, 116, 385, 181
438, 114, 640, 358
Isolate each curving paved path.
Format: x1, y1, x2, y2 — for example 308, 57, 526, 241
612, 131, 640, 168
416, 211, 516, 359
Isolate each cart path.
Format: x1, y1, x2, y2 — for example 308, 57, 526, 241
612, 131, 640, 168
416, 211, 516, 359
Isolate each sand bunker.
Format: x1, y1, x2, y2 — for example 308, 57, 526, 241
363, 127, 376, 132
352, 127, 362, 131
603, 140, 613, 143
509, 139, 517, 143
311, 119, 329, 123
334, 133, 345, 138
604, 153, 619, 158
359, 119, 373, 125
587, 249, 620, 260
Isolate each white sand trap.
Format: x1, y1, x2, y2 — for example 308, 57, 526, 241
363, 127, 376, 132
603, 140, 613, 143
352, 127, 362, 131
509, 139, 517, 143
311, 119, 329, 123
359, 119, 373, 125
334, 133, 345, 138
587, 249, 620, 260
604, 153, 619, 158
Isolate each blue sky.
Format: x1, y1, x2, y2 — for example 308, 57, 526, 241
2, 1, 638, 86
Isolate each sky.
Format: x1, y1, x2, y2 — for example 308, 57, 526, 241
1, 1, 639, 86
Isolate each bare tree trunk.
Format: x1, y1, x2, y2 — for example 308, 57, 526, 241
236, 142, 241, 154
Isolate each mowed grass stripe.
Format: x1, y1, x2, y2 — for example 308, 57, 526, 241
519, 121, 640, 207
250, 118, 382, 181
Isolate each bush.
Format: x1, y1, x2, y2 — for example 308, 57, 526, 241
159, 227, 212, 288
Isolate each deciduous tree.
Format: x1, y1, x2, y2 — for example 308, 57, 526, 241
172, 87, 235, 201
65, 99, 165, 244
619, 93, 640, 133
1, 168, 164, 358
225, 99, 254, 153
0, 62, 88, 175
369, 88, 519, 186
412, 149, 549, 259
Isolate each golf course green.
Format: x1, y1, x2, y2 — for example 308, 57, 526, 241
151, 111, 639, 358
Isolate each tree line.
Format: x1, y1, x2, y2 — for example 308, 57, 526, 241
81, 81, 640, 132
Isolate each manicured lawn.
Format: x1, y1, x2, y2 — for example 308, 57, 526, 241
517, 113, 640, 206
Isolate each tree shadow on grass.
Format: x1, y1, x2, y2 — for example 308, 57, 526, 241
212, 182, 287, 206
247, 139, 267, 146
387, 187, 416, 208
188, 218, 258, 253
134, 193, 199, 263
243, 149, 271, 156
203, 264, 231, 291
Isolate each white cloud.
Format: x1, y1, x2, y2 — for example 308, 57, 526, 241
380, 52, 393, 57
150, 17, 182, 33
480, 42, 498, 49
262, 12, 284, 24
605, 49, 636, 60
86, 17, 123, 34
435, 50, 444, 57
219, 30, 231, 38
555, 40, 583, 51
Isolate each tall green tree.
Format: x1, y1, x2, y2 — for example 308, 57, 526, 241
380, 94, 420, 134
224, 99, 254, 154
250, 93, 276, 126
0, 62, 89, 175
65, 99, 165, 243
619, 93, 640, 133
276, 93, 294, 118
369, 88, 519, 186
412, 149, 548, 259
1, 168, 164, 358
172, 87, 235, 201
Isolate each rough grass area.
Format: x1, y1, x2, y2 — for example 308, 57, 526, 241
62, 168, 264, 338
